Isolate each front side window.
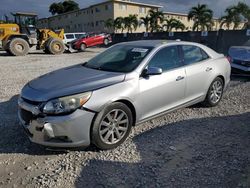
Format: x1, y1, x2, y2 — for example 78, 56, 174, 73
147, 46, 182, 72
65, 34, 74, 39
84, 45, 153, 73
182, 45, 209, 65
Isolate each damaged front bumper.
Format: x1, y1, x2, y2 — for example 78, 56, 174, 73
18, 97, 95, 148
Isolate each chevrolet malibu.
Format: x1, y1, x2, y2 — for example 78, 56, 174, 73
18, 40, 231, 150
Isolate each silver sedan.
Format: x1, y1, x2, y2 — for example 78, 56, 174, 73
18, 40, 231, 150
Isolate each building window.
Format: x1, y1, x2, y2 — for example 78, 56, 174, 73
139, 7, 146, 14
91, 9, 93, 14
96, 21, 99, 26
96, 7, 100, 12
105, 4, 112, 10
119, 4, 127, 10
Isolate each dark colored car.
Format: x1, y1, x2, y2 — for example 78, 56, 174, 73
72, 33, 112, 51
228, 46, 250, 76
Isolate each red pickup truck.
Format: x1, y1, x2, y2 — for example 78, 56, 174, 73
71, 33, 112, 51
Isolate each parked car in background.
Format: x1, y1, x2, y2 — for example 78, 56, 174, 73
71, 33, 112, 51
63, 32, 86, 44
18, 40, 230, 150
228, 46, 250, 75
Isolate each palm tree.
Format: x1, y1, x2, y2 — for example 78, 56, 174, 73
140, 16, 151, 33
123, 15, 138, 33
114, 17, 125, 33
234, 2, 250, 29
148, 10, 164, 32
162, 18, 180, 32
104, 18, 114, 32
220, 7, 240, 30
188, 3, 213, 31
173, 20, 186, 31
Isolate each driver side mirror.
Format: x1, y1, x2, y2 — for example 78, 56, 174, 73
142, 67, 163, 77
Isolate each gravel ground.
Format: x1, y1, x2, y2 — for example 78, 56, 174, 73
0, 49, 249, 188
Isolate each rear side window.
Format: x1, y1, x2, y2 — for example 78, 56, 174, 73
75, 34, 83, 39
148, 46, 182, 72
65, 34, 74, 39
182, 45, 209, 65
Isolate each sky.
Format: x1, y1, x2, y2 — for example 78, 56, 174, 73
0, 0, 250, 20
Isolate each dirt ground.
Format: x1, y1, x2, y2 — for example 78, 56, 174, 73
0, 48, 249, 188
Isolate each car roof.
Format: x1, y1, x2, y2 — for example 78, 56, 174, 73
118, 40, 207, 48
119, 40, 173, 47
117, 40, 222, 58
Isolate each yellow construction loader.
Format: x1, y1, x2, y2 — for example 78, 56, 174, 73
0, 12, 65, 56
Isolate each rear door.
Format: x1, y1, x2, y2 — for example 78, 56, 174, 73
137, 45, 186, 120
180, 45, 213, 102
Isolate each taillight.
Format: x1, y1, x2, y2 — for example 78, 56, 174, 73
226, 56, 232, 63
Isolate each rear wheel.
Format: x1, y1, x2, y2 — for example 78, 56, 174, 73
7, 38, 29, 56
91, 102, 133, 150
203, 77, 224, 107
79, 43, 86, 52
47, 38, 65, 55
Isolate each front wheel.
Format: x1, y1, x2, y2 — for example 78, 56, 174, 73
91, 102, 133, 150
203, 77, 224, 107
104, 38, 109, 46
79, 43, 86, 52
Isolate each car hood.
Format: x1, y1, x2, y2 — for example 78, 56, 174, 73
21, 64, 125, 102
229, 47, 250, 61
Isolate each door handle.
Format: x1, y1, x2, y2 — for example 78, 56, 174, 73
176, 76, 185, 81
206, 67, 213, 72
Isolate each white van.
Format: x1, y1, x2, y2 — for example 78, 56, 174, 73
63, 32, 86, 44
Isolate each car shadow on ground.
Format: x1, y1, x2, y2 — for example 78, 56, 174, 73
0, 95, 68, 155
75, 112, 250, 188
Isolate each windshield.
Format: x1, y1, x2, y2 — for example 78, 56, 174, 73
84, 45, 153, 73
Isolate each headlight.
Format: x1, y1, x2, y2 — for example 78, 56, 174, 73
43, 92, 92, 115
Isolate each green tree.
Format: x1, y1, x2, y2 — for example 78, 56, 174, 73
114, 17, 125, 33
234, 2, 250, 29
148, 10, 164, 32
49, 0, 79, 15
123, 15, 138, 33
162, 18, 186, 32
220, 7, 240, 30
188, 3, 213, 31
104, 18, 114, 32
140, 16, 151, 33
173, 20, 186, 31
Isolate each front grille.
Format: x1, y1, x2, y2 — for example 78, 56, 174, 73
20, 108, 34, 124
233, 60, 250, 67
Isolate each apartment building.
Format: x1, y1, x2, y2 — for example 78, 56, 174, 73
37, 0, 161, 33
37, 0, 245, 33
163, 11, 245, 31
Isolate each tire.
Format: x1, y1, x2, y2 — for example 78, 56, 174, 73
44, 38, 52, 54
91, 102, 133, 150
47, 38, 65, 55
7, 38, 29, 56
79, 43, 86, 52
104, 38, 109, 46
203, 77, 224, 107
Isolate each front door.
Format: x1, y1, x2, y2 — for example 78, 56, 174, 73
136, 45, 186, 121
